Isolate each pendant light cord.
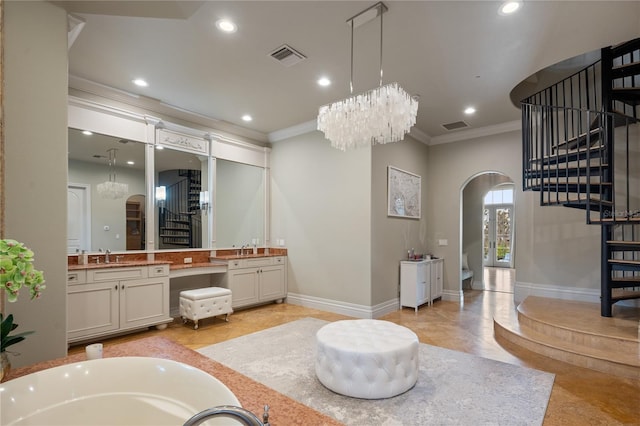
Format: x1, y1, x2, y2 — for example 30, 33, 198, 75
350, 19, 354, 95
379, 4, 383, 87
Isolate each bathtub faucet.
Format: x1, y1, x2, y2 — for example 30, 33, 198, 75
183, 405, 269, 426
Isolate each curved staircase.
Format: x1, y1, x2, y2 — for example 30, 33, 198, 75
521, 37, 640, 317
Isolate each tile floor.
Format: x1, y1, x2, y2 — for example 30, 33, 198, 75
69, 278, 640, 425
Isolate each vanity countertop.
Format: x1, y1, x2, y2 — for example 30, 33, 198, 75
68, 260, 171, 271
212, 253, 285, 260
5, 336, 342, 426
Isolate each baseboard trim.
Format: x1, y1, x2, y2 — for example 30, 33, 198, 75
286, 293, 400, 319
514, 281, 600, 304
442, 289, 464, 303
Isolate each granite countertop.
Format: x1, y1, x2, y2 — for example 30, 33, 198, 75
5, 336, 343, 426
212, 253, 284, 260
68, 260, 172, 271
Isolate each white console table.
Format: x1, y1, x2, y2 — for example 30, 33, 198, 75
400, 258, 444, 312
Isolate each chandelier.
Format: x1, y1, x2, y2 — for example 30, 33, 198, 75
97, 148, 128, 199
317, 2, 418, 151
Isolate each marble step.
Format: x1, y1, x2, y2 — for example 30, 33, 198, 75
494, 296, 639, 380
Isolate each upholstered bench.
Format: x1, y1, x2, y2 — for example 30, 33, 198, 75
179, 287, 233, 330
315, 319, 419, 399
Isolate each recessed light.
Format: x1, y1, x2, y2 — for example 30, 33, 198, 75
82, 130, 93, 136
242, 114, 253, 122
464, 107, 476, 115
132, 78, 148, 87
317, 77, 331, 87
499, 1, 521, 15
216, 19, 237, 33
127, 161, 135, 165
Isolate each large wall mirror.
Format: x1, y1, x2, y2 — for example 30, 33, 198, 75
215, 159, 265, 248
154, 145, 210, 250
68, 128, 146, 253
67, 99, 269, 253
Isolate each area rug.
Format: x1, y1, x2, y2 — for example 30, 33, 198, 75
198, 318, 554, 425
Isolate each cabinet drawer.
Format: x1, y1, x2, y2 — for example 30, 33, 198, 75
67, 270, 87, 285
88, 267, 148, 282
149, 264, 169, 277
273, 256, 286, 265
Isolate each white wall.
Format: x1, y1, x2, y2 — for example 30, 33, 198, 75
371, 138, 430, 307
270, 131, 372, 307
4, 0, 68, 366
429, 130, 601, 302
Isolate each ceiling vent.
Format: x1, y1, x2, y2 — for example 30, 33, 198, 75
442, 121, 469, 131
269, 44, 307, 67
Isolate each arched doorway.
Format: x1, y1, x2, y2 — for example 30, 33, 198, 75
460, 171, 515, 297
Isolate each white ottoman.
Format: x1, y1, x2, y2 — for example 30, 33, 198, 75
179, 287, 233, 330
315, 319, 419, 399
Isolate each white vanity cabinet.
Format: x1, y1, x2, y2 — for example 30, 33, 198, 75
225, 256, 287, 309
400, 258, 444, 312
67, 264, 171, 344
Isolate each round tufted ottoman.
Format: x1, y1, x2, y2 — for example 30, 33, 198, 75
315, 319, 419, 399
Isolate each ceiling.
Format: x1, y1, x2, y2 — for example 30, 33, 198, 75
56, 1, 640, 144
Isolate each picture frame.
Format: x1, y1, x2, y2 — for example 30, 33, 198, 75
387, 166, 421, 219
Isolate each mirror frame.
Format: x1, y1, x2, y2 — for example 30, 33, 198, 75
68, 96, 271, 252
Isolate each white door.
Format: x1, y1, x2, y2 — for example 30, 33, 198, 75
483, 205, 513, 268
68, 184, 91, 253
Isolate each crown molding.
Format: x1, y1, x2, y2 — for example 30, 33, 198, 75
268, 119, 318, 143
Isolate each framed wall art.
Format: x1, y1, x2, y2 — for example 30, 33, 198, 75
387, 166, 421, 219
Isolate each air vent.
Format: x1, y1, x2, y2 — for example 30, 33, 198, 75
269, 44, 307, 67
442, 121, 469, 131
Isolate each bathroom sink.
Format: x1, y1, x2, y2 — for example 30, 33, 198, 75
1, 357, 242, 425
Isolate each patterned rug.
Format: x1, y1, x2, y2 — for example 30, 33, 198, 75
198, 317, 554, 425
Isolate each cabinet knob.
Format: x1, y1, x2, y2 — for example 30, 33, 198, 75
114, 285, 118, 291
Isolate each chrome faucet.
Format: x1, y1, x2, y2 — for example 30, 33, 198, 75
105, 249, 111, 263
183, 405, 269, 426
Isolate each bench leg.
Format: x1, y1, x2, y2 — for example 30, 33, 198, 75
193, 320, 199, 330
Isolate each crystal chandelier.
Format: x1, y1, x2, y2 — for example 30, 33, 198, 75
317, 2, 418, 151
97, 148, 128, 199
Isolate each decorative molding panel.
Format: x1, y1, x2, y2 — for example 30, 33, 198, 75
156, 128, 208, 155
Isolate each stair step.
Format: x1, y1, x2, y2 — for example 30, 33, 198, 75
610, 277, 640, 289
554, 128, 602, 151
591, 217, 640, 224
530, 145, 605, 166
494, 297, 639, 380
524, 164, 609, 180
612, 87, 640, 105
612, 288, 640, 301
607, 240, 640, 249
611, 37, 640, 56
612, 61, 640, 79
609, 258, 640, 266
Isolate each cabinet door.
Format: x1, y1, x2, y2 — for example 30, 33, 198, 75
400, 263, 418, 308
259, 265, 286, 301
68, 281, 119, 342
120, 277, 170, 330
419, 263, 430, 305
434, 260, 443, 299
228, 268, 259, 308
